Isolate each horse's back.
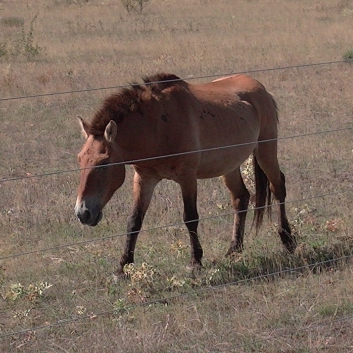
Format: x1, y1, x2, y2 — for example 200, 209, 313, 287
131, 73, 278, 180
198, 74, 279, 140
210, 74, 265, 93
170, 75, 261, 178
187, 74, 271, 141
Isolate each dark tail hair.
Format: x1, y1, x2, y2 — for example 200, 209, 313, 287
252, 155, 272, 231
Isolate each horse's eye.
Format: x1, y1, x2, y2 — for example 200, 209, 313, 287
99, 165, 109, 170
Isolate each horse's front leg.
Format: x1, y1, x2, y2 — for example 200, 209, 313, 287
116, 172, 159, 276
179, 176, 203, 269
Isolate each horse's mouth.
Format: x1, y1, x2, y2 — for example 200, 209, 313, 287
88, 211, 103, 227
77, 209, 103, 227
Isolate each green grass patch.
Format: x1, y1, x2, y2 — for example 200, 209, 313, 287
318, 302, 353, 318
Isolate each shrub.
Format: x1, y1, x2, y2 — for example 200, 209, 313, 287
13, 14, 42, 59
121, 0, 150, 14
0, 16, 24, 27
343, 50, 353, 62
4, 282, 52, 302
0, 42, 7, 57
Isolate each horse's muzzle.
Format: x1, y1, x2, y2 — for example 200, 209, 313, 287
75, 200, 103, 226
77, 209, 103, 226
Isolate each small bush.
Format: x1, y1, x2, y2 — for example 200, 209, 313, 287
343, 50, 353, 62
0, 42, 7, 57
121, 0, 150, 14
0, 14, 43, 61
124, 262, 157, 302
13, 14, 42, 59
0, 16, 24, 27
4, 282, 52, 302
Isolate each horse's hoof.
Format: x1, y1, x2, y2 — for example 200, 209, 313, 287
186, 263, 202, 279
225, 246, 243, 257
285, 241, 297, 254
280, 229, 297, 254
283, 236, 297, 254
112, 271, 127, 284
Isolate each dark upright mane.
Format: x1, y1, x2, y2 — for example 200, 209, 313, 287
142, 73, 185, 94
86, 73, 186, 136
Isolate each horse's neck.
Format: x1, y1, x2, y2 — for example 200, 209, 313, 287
116, 117, 160, 163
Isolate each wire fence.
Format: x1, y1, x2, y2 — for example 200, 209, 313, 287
0, 125, 352, 184
0, 59, 347, 102
1, 253, 352, 340
0, 187, 351, 262
226, 312, 353, 352
1, 59, 352, 349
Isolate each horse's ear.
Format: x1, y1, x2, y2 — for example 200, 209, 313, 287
104, 120, 117, 143
77, 116, 89, 139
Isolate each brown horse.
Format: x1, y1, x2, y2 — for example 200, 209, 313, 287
75, 73, 296, 276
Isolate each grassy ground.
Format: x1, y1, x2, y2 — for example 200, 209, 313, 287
0, 0, 353, 351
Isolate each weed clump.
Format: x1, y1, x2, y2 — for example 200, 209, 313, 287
0, 16, 24, 27
0, 14, 43, 61
343, 50, 353, 62
121, 0, 150, 13
4, 282, 52, 302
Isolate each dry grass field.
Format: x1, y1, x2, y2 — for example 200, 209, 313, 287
0, 0, 353, 351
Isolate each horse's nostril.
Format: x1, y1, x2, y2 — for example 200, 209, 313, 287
78, 209, 91, 224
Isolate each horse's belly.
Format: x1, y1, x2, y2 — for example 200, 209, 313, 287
196, 142, 257, 178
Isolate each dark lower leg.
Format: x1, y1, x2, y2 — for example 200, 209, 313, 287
118, 234, 138, 273
118, 210, 142, 274
181, 178, 203, 267
226, 196, 249, 255
116, 174, 158, 275
185, 213, 203, 266
278, 202, 296, 253
223, 170, 250, 256
274, 172, 296, 253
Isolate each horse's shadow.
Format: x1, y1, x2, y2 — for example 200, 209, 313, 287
204, 238, 353, 287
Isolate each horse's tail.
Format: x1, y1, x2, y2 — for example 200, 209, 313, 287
252, 155, 272, 231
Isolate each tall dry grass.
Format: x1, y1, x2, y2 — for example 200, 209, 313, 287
0, 0, 353, 351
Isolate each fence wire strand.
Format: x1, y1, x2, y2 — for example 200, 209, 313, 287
1, 58, 352, 347
0, 59, 347, 102
1, 252, 352, 340
226, 312, 353, 352
0, 187, 351, 262
1, 126, 352, 184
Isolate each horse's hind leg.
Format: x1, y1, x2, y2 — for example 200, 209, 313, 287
222, 168, 250, 256
254, 143, 296, 253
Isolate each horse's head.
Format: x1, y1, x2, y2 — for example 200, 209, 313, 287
75, 117, 125, 226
